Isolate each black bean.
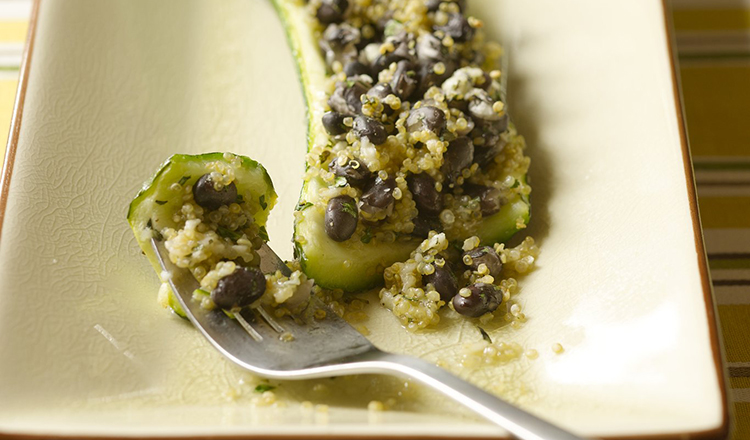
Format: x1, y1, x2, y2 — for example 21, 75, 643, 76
442, 136, 474, 185
322, 111, 348, 136
391, 34, 415, 61
390, 60, 418, 101
328, 81, 368, 115
463, 246, 503, 279
411, 216, 434, 238
464, 183, 504, 217
407, 173, 442, 217
192, 174, 237, 211
360, 177, 396, 218
211, 267, 266, 310
452, 283, 502, 317
344, 61, 369, 77
426, 0, 466, 12
416, 33, 444, 62
325, 195, 358, 242
367, 83, 394, 100
316, 0, 349, 24
367, 83, 397, 115
468, 92, 503, 122
353, 115, 388, 145
423, 265, 458, 302
320, 23, 360, 68
322, 22, 359, 48
434, 12, 474, 42
328, 157, 372, 187
406, 106, 447, 135
479, 72, 494, 90
471, 116, 509, 167
426, 0, 442, 13
418, 60, 454, 95
372, 52, 407, 77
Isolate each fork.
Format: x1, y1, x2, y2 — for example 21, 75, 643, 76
151, 238, 584, 440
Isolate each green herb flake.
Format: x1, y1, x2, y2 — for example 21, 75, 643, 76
296, 202, 313, 211
178, 175, 191, 186
259, 195, 268, 210
236, 194, 245, 204
193, 288, 210, 297
360, 228, 372, 244
334, 176, 348, 188
216, 226, 241, 241
254, 384, 276, 393
259, 226, 269, 242
155, 200, 167, 205
341, 200, 358, 219
478, 327, 493, 344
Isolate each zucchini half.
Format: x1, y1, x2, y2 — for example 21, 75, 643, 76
127, 153, 277, 309
274, 0, 530, 292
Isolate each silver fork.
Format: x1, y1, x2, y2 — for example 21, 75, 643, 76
151, 238, 583, 440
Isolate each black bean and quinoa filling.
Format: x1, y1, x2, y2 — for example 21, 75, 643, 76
155, 154, 310, 318
301, 0, 537, 328
303, 0, 530, 245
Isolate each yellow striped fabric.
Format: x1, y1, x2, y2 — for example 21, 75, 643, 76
0, 1, 748, 438
0, 14, 26, 157
674, 1, 750, 438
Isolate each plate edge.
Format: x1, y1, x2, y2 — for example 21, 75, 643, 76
0, 0, 40, 241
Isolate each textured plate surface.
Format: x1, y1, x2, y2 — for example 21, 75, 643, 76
0, 0, 726, 438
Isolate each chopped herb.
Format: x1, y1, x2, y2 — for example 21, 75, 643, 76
360, 228, 372, 244
296, 202, 313, 211
478, 327, 493, 344
178, 175, 191, 186
258, 226, 269, 242
216, 225, 241, 241
510, 179, 520, 189
341, 200, 358, 219
345, 79, 355, 87
155, 200, 167, 205
193, 288, 210, 297
254, 384, 276, 393
147, 219, 153, 228
334, 176, 348, 187
236, 194, 244, 204
259, 195, 267, 210
384, 19, 403, 37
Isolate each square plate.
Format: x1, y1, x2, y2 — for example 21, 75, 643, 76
0, 0, 728, 438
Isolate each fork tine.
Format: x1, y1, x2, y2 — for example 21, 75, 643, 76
234, 312, 263, 342
254, 306, 286, 333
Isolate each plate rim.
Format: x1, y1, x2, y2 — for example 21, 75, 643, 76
0, 0, 730, 438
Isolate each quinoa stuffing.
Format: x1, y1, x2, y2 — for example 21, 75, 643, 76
380, 232, 538, 330
128, 153, 310, 319
297, 0, 530, 245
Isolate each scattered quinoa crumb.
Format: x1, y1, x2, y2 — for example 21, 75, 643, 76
552, 343, 564, 354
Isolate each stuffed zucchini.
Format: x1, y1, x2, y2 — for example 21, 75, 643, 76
275, 0, 531, 292
127, 153, 285, 317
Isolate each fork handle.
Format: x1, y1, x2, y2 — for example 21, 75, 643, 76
347, 350, 585, 440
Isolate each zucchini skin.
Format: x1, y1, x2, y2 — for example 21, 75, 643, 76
127, 153, 277, 313
273, 0, 530, 292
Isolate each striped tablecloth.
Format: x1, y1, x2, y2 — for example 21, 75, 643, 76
1, 0, 748, 437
